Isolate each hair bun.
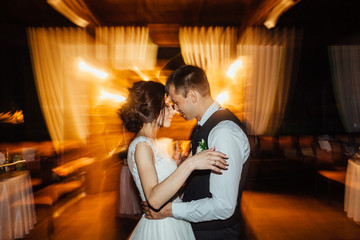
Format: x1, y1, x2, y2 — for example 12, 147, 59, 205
119, 81, 165, 133
120, 104, 143, 133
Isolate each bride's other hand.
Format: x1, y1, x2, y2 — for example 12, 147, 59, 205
187, 147, 228, 173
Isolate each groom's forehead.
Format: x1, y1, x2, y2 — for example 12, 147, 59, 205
169, 85, 187, 100
168, 86, 178, 99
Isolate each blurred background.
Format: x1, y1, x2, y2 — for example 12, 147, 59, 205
0, 0, 359, 240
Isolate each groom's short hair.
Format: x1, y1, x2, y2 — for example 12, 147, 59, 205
165, 65, 211, 98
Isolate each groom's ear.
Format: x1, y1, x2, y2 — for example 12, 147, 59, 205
188, 90, 198, 103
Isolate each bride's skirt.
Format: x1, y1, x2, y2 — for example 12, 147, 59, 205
128, 215, 195, 240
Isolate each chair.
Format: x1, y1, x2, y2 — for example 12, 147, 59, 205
33, 156, 93, 239
315, 136, 346, 203
278, 136, 299, 158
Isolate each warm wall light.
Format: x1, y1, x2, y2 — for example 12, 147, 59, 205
264, 0, 300, 29
226, 59, 243, 79
79, 61, 108, 79
216, 92, 229, 105
47, 0, 90, 28
133, 67, 149, 81
0, 110, 24, 124
100, 90, 126, 103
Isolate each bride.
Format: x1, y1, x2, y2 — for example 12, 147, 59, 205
119, 81, 228, 240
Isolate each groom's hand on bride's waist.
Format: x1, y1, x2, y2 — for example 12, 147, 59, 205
142, 201, 173, 219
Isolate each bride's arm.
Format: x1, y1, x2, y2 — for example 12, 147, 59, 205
135, 142, 228, 210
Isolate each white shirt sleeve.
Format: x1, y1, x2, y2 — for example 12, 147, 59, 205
172, 120, 250, 222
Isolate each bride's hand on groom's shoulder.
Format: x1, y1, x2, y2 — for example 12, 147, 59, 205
142, 201, 173, 219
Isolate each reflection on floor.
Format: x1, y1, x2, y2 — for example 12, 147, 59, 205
24, 180, 360, 240
242, 180, 360, 240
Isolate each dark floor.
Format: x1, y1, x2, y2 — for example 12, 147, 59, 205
24, 179, 360, 240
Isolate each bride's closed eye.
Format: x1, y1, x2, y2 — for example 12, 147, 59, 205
166, 102, 175, 110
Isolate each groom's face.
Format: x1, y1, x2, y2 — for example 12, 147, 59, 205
168, 85, 195, 121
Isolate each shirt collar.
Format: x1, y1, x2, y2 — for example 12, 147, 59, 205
198, 101, 221, 126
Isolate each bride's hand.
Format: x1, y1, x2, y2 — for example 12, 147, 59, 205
187, 147, 228, 173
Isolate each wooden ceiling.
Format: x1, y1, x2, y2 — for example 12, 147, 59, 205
82, 0, 279, 26
0, 0, 358, 47
0, 0, 290, 46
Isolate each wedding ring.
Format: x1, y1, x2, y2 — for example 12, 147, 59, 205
212, 160, 217, 166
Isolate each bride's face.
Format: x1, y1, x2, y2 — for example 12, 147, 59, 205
162, 101, 176, 128
155, 95, 176, 128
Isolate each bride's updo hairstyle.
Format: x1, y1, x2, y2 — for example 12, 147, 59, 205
119, 81, 166, 133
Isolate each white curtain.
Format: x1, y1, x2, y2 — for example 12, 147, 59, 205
93, 26, 159, 155
179, 27, 237, 97
95, 26, 158, 70
27, 26, 158, 154
237, 28, 299, 135
180, 26, 236, 71
179, 26, 299, 135
328, 45, 360, 133
27, 27, 92, 152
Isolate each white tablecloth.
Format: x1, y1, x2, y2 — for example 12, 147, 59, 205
344, 159, 360, 223
0, 171, 37, 240
117, 165, 142, 216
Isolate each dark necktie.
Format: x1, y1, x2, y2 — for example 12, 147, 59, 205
193, 124, 201, 138
190, 124, 202, 154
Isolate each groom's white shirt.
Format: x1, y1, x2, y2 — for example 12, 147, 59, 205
172, 101, 250, 222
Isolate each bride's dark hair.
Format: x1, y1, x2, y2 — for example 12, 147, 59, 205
119, 81, 166, 133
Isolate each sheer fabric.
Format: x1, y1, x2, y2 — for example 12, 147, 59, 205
328, 45, 360, 132
237, 27, 299, 135
95, 26, 158, 70
27, 26, 158, 153
179, 26, 237, 98
179, 26, 300, 135
27, 27, 92, 152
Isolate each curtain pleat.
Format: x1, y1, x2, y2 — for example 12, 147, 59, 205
96, 26, 158, 70
237, 28, 299, 135
179, 27, 299, 135
27, 26, 158, 153
27, 27, 92, 152
179, 26, 237, 99
329, 45, 360, 133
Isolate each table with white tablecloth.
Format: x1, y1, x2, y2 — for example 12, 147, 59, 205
344, 159, 360, 223
0, 171, 37, 240
117, 164, 142, 217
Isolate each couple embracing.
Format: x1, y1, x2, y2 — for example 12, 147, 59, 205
119, 65, 250, 240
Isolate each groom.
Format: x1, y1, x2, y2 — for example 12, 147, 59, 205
146, 65, 250, 240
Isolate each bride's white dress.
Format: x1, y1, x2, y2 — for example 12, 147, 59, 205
127, 136, 195, 240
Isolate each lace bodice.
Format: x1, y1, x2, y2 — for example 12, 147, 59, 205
127, 136, 178, 201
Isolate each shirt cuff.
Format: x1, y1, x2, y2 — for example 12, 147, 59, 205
172, 202, 187, 220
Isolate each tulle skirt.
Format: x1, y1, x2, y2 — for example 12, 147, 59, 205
128, 215, 195, 240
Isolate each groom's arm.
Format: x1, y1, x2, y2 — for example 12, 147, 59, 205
143, 201, 173, 219
171, 121, 249, 222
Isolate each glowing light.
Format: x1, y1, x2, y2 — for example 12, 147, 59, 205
79, 61, 108, 79
100, 90, 126, 103
263, 0, 299, 29
0, 110, 24, 124
216, 92, 229, 104
133, 66, 149, 81
226, 60, 243, 79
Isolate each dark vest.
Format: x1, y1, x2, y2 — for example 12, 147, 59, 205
183, 108, 250, 231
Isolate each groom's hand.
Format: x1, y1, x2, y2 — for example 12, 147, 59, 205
142, 201, 173, 219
